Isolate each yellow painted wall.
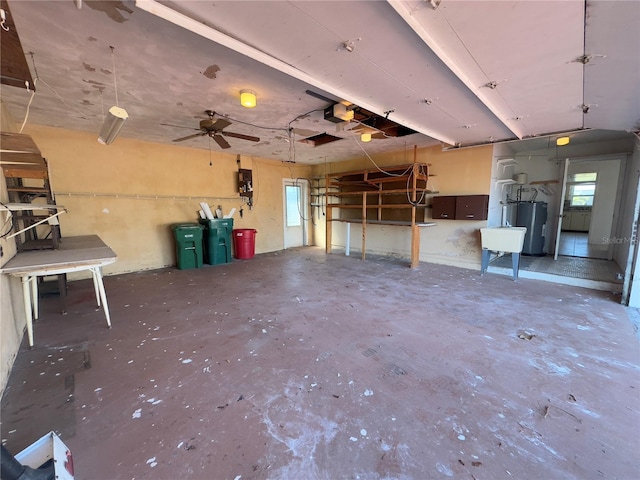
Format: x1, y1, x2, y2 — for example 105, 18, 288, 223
311, 144, 493, 268
22, 125, 312, 276
1, 121, 312, 395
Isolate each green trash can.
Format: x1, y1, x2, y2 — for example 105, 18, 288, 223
172, 224, 204, 269
200, 218, 234, 265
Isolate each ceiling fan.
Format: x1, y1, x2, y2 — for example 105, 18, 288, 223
168, 110, 260, 149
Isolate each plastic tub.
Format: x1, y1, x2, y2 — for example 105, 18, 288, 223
232, 229, 257, 259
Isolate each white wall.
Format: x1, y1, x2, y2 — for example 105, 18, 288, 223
509, 153, 563, 255
487, 143, 516, 227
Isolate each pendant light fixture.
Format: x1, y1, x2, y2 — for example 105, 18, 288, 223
240, 89, 257, 108
98, 46, 128, 145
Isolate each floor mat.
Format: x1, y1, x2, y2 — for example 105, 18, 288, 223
491, 254, 623, 283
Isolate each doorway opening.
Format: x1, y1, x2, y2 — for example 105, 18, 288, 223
490, 154, 628, 292
558, 171, 608, 259
283, 179, 309, 249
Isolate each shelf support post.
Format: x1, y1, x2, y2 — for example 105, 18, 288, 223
361, 191, 367, 260
325, 173, 332, 254
410, 145, 419, 268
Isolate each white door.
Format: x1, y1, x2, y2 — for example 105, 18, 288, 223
283, 179, 308, 248
554, 158, 570, 260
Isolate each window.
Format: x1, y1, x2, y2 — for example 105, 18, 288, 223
285, 185, 301, 227
567, 172, 597, 207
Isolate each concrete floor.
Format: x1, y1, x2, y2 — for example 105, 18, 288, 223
1, 247, 639, 480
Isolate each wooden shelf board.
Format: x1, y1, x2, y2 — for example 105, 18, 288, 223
6, 186, 49, 193
328, 163, 427, 177
331, 219, 436, 227
330, 177, 427, 187
2, 203, 65, 211
330, 188, 434, 196
327, 204, 426, 209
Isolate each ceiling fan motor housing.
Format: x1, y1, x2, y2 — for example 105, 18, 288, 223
200, 119, 216, 130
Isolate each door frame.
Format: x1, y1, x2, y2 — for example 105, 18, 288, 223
622, 171, 640, 305
282, 178, 309, 248
554, 155, 625, 260
554, 158, 570, 260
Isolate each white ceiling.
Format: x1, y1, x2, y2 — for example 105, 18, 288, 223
2, 0, 638, 165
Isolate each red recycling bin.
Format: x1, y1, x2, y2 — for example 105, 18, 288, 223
232, 229, 257, 259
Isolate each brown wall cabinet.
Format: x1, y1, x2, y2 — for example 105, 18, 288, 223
432, 195, 456, 219
432, 194, 489, 220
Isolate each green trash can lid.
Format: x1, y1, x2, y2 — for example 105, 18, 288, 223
172, 223, 203, 230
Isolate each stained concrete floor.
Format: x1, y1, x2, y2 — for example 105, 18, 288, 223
1, 247, 639, 480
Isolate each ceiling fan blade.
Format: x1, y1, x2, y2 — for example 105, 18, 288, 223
212, 134, 231, 149
210, 118, 232, 131
172, 132, 205, 142
222, 131, 260, 142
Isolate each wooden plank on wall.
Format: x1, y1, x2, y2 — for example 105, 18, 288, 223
0, 132, 47, 177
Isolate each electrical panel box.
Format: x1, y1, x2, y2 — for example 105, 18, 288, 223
238, 168, 253, 207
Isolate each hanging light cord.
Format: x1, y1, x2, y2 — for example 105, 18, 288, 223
110, 46, 119, 107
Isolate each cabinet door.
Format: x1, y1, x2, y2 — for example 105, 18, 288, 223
562, 212, 573, 231
581, 212, 591, 231
455, 195, 489, 220
432, 196, 456, 219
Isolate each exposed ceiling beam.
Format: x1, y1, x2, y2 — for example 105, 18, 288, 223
387, 0, 525, 140
134, 0, 457, 145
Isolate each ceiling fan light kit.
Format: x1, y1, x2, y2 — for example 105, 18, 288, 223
98, 106, 129, 145
98, 46, 128, 145
240, 89, 257, 108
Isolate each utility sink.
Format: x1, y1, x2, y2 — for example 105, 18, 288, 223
480, 227, 528, 280
480, 227, 527, 253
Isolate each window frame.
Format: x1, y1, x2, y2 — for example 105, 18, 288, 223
566, 172, 597, 207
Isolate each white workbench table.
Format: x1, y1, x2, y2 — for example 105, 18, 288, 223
0, 235, 117, 347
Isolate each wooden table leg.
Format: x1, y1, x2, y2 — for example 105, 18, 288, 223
92, 269, 101, 307
30, 276, 38, 320
325, 206, 332, 254
58, 273, 68, 314
21, 276, 35, 348
91, 267, 112, 328
345, 222, 351, 256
